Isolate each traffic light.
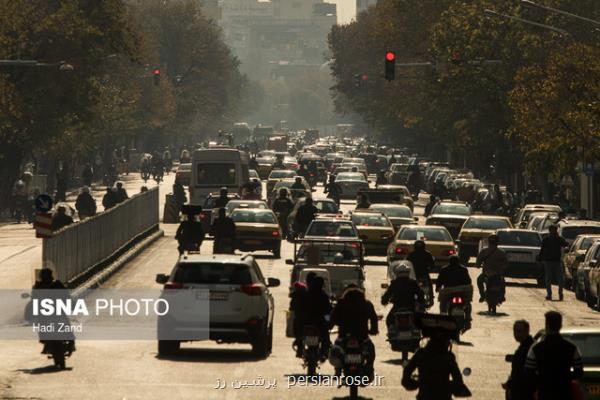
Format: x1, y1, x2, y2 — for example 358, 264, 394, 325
153, 68, 161, 86
385, 51, 395, 81
353, 73, 361, 88
450, 52, 462, 65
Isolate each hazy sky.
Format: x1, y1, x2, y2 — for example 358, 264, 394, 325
333, 0, 355, 24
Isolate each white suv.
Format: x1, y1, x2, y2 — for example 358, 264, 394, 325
155, 254, 279, 358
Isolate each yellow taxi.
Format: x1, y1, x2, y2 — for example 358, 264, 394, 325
457, 215, 513, 262
229, 208, 282, 258
387, 225, 457, 269
350, 211, 395, 256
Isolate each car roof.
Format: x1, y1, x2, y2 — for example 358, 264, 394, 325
435, 201, 469, 206
370, 203, 411, 209
559, 220, 600, 227
314, 214, 351, 221
230, 207, 273, 213
522, 204, 561, 210
466, 215, 511, 220
401, 224, 449, 231
177, 253, 254, 265
496, 228, 540, 234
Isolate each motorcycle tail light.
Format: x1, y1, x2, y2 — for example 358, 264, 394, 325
395, 247, 403, 254
272, 230, 280, 237
452, 296, 463, 304
447, 249, 457, 256
347, 339, 359, 348
164, 282, 184, 290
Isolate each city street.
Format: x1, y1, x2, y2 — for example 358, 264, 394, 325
1, 178, 598, 400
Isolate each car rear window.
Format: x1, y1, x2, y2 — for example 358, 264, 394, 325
196, 163, 236, 186
498, 231, 541, 247
562, 334, 600, 365
306, 221, 357, 237
226, 201, 267, 213
432, 204, 471, 216
399, 228, 451, 242
351, 214, 391, 227
370, 206, 412, 218
562, 226, 600, 240
337, 173, 366, 182
174, 263, 252, 285
315, 201, 338, 213
463, 218, 511, 230
581, 237, 600, 250
270, 170, 296, 179
230, 210, 276, 224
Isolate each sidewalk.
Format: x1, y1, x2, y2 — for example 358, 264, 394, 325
0, 172, 171, 289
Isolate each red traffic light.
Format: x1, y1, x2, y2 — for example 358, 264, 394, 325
361, 74, 369, 81
153, 68, 161, 75
385, 51, 395, 62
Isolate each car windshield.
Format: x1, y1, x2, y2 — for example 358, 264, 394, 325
196, 163, 236, 185
432, 203, 471, 216
497, 231, 541, 247
351, 214, 390, 227
370, 206, 412, 218
230, 210, 276, 224
399, 228, 451, 242
463, 218, 511, 230
337, 172, 366, 182
562, 333, 600, 365
269, 170, 296, 179
174, 263, 251, 285
306, 221, 358, 237
562, 226, 600, 240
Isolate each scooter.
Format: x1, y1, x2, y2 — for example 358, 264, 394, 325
447, 295, 471, 333
387, 309, 421, 362
485, 275, 505, 315
42, 340, 75, 370
338, 336, 373, 400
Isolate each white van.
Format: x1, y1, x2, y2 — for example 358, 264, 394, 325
190, 149, 250, 205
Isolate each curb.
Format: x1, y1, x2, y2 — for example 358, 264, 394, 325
72, 229, 164, 297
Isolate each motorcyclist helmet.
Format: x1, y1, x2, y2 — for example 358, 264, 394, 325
392, 261, 413, 278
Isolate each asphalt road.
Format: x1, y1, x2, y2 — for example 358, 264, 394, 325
1, 178, 599, 400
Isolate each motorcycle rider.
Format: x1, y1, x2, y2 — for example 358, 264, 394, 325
297, 163, 310, 182
290, 176, 306, 191
214, 187, 230, 209
294, 276, 332, 360
75, 186, 97, 219
211, 207, 236, 254
356, 193, 371, 209
175, 208, 205, 255
273, 155, 285, 169
330, 285, 378, 379
162, 147, 172, 172
402, 328, 470, 400
475, 234, 508, 303
436, 255, 473, 327
294, 197, 318, 237
406, 240, 435, 305
382, 262, 425, 328
324, 174, 342, 207
272, 188, 294, 237
407, 166, 423, 197
424, 195, 437, 217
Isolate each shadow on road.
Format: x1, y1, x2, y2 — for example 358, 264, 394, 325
17, 365, 73, 374
476, 311, 509, 317
332, 396, 372, 400
505, 281, 539, 288
156, 347, 261, 363
382, 358, 408, 366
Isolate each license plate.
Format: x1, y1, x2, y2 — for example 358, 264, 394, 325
345, 354, 362, 364
587, 384, 600, 396
507, 253, 531, 263
210, 291, 229, 301
244, 240, 262, 245
304, 336, 319, 346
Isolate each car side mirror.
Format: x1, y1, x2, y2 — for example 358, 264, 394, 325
155, 273, 169, 284
285, 259, 294, 265
381, 283, 389, 289
591, 260, 598, 268
267, 278, 280, 287
414, 217, 419, 221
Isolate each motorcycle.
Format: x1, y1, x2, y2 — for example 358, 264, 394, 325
301, 325, 323, 376
153, 166, 164, 183
417, 278, 434, 308
307, 172, 318, 188
42, 340, 75, 369
338, 336, 373, 399
387, 309, 421, 362
485, 275, 505, 315
276, 212, 289, 239
177, 241, 200, 255
447, 295, 471, 333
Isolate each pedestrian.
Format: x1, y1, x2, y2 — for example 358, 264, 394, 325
55, 168, 67, 202
173, 178, 187, 211
75, 186, 96, 219
503, 320, 535, 400
51, 206, 73, 231
114, 181, 129, 204
538, 225, 568, 300
525, 311, 584, 400
294, 197, 319, 237
211, 208, 236, 254
214, 187, 230, 209
81, 163, 94, 187
102, 187, 117, 211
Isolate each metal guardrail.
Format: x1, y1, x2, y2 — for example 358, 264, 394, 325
42, 187, 159, 283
